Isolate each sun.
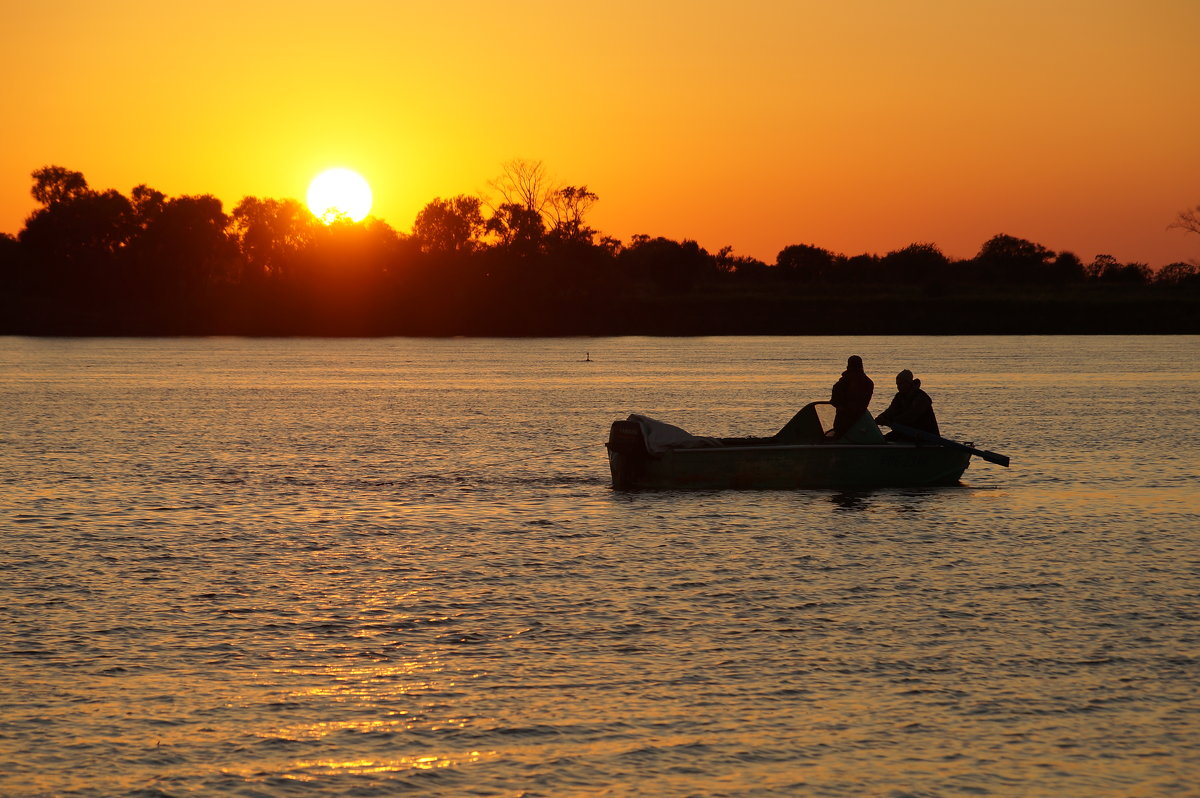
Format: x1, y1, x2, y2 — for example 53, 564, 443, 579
307, 168, 373, 223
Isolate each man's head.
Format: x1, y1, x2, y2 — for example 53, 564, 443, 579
847, 355, 864, 370
896, 369, 915, 390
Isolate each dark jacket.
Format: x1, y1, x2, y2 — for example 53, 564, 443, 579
875, 379, 939, 435
830, 367, 874, 438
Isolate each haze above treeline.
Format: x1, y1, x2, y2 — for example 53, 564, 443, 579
3, 163, 1198, 336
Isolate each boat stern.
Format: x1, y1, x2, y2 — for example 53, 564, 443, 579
606, 418, 653, 489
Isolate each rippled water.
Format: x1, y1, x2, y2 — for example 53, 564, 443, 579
2, 336, 1198, 797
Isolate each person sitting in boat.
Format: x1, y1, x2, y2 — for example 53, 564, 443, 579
829, 355, 874, 439
875, 369, 939, 441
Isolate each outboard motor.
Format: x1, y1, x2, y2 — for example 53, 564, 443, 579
606, 419, 651, 488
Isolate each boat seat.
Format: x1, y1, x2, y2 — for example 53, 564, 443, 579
775, 404, 887, 444
840, 412, 887, 444
774, 403, 826, 444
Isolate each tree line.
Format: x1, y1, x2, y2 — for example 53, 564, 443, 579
2, 162, 1197, 335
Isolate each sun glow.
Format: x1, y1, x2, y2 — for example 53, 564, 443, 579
307, 168, 373, 223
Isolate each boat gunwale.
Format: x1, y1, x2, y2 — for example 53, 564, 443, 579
656, 442, 941, 454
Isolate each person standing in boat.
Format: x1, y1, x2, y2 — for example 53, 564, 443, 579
829, 355, 874, 439
875, 369, 939, 441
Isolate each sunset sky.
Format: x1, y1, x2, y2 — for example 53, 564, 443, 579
4, 0, 1198, 266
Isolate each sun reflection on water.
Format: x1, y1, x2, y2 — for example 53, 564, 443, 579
289, 751, 493, 775
223, 750, 497, 782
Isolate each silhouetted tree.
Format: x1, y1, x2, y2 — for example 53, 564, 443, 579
486, 202, 544, 255
1099, 259, 1149, 283
412, 195, 486, 255
30, 166, 89, 207
132, 194, 235, 289
716, 246, 769, 280
0, 233, 20, 275
776, 243, 835, 282
1170, 204, 1200, 265
974, 234, 1056, 283
1169, 205, 1200, 236
1155, 262, 1199, 286
546, 186, 599, 245
301, 217, 407, 283
620, 236, 713, 292
881, 243, 950, 285
1117, 263, 1153, 283
1086, 254, 1150, 284
841, 253, 881, 283
1085, 254, 1119, 281
489, 159, 552, 217
1049, 251, 1085, 283
597, 236, 623, 257
487, 161, 601, 252
130, 184, 167, 231
229, 197, 316, 279
20, 176, 135, 280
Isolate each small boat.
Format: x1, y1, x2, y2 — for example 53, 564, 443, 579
606, 401, 1008, 490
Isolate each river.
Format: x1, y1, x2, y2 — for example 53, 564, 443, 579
2, 335, 1197, 796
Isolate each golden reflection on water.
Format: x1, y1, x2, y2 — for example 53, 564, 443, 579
286, 751, 494, 776
284, 659, 456, 699
265, 653, 468, 744
221, 750, 497, 782
267, 717, 422, 739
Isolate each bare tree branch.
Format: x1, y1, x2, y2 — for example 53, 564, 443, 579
1168, 205, 1200, 236
488, 159, 555, 216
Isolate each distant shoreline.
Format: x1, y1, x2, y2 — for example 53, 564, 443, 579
5, 166, 1197, 338
4, 288, 1196, 337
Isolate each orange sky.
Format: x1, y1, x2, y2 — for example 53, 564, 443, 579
3, 0, 1198, 265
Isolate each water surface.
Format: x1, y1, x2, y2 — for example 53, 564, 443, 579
2, 336, 1198, 796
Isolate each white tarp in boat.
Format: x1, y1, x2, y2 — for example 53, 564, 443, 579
628, 414, 722, 454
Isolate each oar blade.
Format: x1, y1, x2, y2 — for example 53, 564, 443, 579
977, 449, 1010, 468
882, 421, 1010, 468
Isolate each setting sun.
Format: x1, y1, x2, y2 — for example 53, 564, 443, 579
307, 168, 372, 223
